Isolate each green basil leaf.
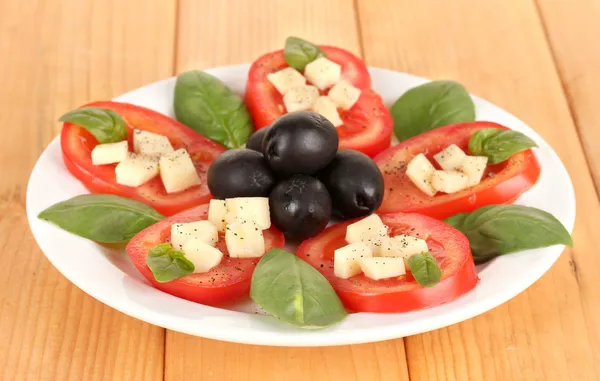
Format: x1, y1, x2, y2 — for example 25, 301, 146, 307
391, 80, 476, 141
250, 249, 347, 329
38, 194, 164, 243
146, 243, 195, 283
284, 36, 325, 71
174, 70, 253, 149
468, 128, 538, 164
444, 204, 573, 264
59, 107, 127, 143
406, 253, 442, 287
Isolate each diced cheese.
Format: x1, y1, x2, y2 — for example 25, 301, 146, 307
208, 199, 228, 232
360, 257, 406, 280
345, 214, 389, 255
115, 153, 159, 187
225, 221, 265, 258
379, 235, 429, 258
312, 96, 343, 127
433, 144, 467, 171
459, 156, 488, 186
283, 85, 319, 112
266, 67, 306, 95
159, 149, 201, 194
133, 129, 174, 157
182, 238, 223, 274
328, 80, 361, 110
91, 140, 128, 165
406, 153, 437, 196
304, 57, 342, 90
171, 220, 218, 250
334, 242, 373, 279
225, 197, 271, 230
431, 170, 469, 194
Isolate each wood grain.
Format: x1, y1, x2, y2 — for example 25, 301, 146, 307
0, 0, 175, 380
358, 0, 600, 379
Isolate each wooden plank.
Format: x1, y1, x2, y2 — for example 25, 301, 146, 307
167, 1, 409, 380
0, 0, 176, 380
358, 0, 600, 380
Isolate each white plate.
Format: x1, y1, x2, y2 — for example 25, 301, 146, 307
26, 65, 575, 347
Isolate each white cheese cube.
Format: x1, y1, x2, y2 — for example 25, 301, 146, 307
459, 156, 488, 186
208, 199, 228, 232
266, 67, 306, 95
182, 238, 223, 274
225, 197, 271, 230
115, 153, 159, 187
360, 257, 406, 280
171, 220, 218, 250
345, 214, 389, 255
133, 130, 174, 157
379, 235, 429, 258
328, 80, 361, 110
91, 140, 128, 165
406, 153, 437, 196
433, 144, 467, 171
283, 85, 319, 112
159, 149, 201, 194
431, 170, 469, 194
312, 96, 343, 127
334, 242, 373, 279
304, 57, 342, 90
225, 221, 265, 258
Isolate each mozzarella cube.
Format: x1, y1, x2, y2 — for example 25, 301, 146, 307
431, 170, 469, 194
345, 214, 389, 255
283, 85, 319, 112
334, 242, 373, 279
182, 238, 223, 274
406, 153, 437, 196
171, 220, 218, 250
459, 156, 488, 186
133, 129, 174, 157
115, 153, 159, 187
379, 235, 429, 258
91, 140, 128, 165
267, 67, 306, 95
208, 199, 228, 232
360, 257, 406, 280
304, 57, 342, 90
225, 197, 271, 230
159, 149, 201, 194
328, 80, 361, 110
433, 144, 467, 171
225, 221, 265, 258
312, 96, 343, 127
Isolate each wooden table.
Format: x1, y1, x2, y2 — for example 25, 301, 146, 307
1, 0, 599, 379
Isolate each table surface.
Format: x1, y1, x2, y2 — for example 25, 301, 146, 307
2, 0, 599, 380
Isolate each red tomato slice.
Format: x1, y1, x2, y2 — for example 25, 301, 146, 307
375, 122, 541, 219
245, 47, 392, 157
297, 213, 478, 313
126, 204, 285, 306
61, 101, 226, 216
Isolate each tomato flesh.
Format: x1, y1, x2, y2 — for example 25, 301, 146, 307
374, 122, 541, 219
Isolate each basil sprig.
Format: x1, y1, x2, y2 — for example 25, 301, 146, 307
445, 205, 573, 264
284, 36, 325, 71
59, 107, 127, 143
407, 253, 442, 287
468, 128, 538, 164
146, 243, 195, 282
38, 194, 164, 243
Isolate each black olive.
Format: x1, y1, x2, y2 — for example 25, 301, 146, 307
317, 150, 384, 219
246, 126, 270, 152
269, 175, 332, 240
262, 111, 338, 177
207, 149, 276, 198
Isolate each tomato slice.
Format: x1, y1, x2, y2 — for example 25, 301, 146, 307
126, 204, 285, 306
61, 101, 226, 216
374, 122, 541, 219
245, 47, 392, 157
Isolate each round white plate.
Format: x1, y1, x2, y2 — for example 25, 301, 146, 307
26, 65, 575, 347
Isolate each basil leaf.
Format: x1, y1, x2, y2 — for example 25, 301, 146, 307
468, 128, 538, 164
146, 243, 195, 282
250, 249, 347, 329
38, 194, 164, 243
59, 107, 127, 143
284, 36, 325, 71
407, 253, 442, 287
174, 70, 253, 149
391, 80, 475, 141
444, 204, 573, 264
